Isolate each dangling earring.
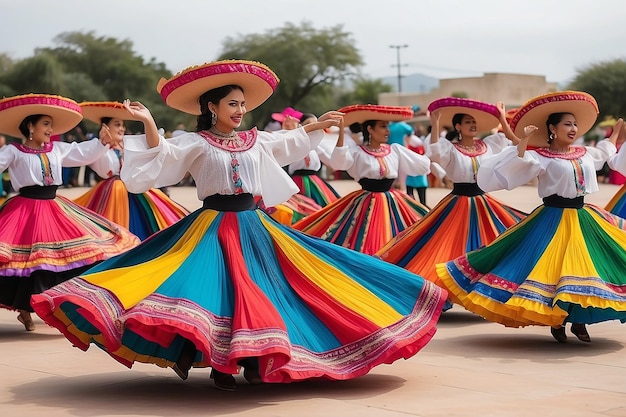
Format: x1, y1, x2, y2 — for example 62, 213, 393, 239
549, 133, 555, 143
211, 112, 217, 126
29, 130, 33, 141
457, 131, 462, 141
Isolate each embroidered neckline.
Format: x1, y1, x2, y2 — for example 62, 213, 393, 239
11, 142, 53, 154
360, 143, 392, 157
535, 146, 587, 160
453, 140, 487, 156
197, 128, 257, 151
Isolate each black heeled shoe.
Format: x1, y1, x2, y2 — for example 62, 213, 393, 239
210, 369, 237, 391
550, 326, 567, 343
570, 323, 591, 343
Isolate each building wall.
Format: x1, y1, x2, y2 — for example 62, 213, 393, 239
379, 72, 559, 111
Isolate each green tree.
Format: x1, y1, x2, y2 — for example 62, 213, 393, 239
37, 31, 184, 131
218, 21, 363, 127
568, 58, 626, 120
0, 53, 66, 95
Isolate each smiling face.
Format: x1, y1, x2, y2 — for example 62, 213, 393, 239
366, 120, 390, 146
549, 113, 578, 147
105, 117, 126, 141
209, 88, 246, 132
28, 115, 54, 146
454, 114, 477, 139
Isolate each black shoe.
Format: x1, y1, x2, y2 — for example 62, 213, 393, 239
243, 367, 263, 385
210, 369, 237, 391
550, 326, 567, 343
172, 339, 196, 380
570, 323, 591, 343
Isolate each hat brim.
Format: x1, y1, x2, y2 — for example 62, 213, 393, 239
427, 97, 500, 133
510, 91, 598, 148
157, 60, 279, 115
0, 94, 82, 138
80, 101, 140, 124
339, 104, 414, 126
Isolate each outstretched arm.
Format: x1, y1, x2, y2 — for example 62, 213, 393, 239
496, 101, 520, 145
123, 99, 160, 148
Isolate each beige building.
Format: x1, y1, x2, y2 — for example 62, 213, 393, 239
379, 72, 559, 114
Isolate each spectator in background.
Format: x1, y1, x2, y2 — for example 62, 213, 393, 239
405, 126, 429, 206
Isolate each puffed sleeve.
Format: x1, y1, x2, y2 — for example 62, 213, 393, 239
427, 138, 453, 167
120, 133, 204, 193
257, 127, 323, 167
394, 144, 430, 176
89, 148, 120, 178
586, 139, 617, 171
477, 147, 541, 192
329, 145, 354, 171
0, 145, 15, 172
483, 132, 513, 153
56, 139, 109, 167
608, 143, 626, 174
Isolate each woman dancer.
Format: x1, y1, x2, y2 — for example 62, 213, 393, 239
0, 94, 139, 330
32, 60, 447, 390
377, 98, 526, 288
74, 101, 189, 240
293, 104, 430, 255
438, 91, 626, 342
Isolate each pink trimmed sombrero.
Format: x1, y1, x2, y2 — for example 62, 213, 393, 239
339, 104, 414, 126
156, 60, 280, 115
80, 101, 140, 124
0, 94, 82, 138
510, 91, 598, 148
427, 97, 500, 133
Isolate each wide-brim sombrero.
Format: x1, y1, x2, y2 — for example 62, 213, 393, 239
427, 97, 500, 133
0, 93, 82, 138
510, 91, 598, 148
80, 101, 141, 124
157, 60, 280, 115
339, 104, 414, 126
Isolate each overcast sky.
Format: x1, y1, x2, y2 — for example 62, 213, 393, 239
1, 0, 625, 85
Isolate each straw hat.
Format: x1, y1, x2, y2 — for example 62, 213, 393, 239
156, 60, 279, 115
338, 104, 414, 126
509, 91, 598, 148
427, 97, 500, 133
79, 101, 141, 124
271, 107, 303, 123
0, 93, 82, 138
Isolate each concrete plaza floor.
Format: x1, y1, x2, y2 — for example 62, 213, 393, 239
1, 181, 625, 417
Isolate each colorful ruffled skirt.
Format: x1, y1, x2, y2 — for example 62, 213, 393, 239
291, 173, 340, 207
74, 177, 189, 240
293, 181, 429, 255
377, 190, 526, 284
0, 189, 139, 311
31, 202, 447, 383
605, 184, 626, 218
437, 201, 626, 328
257, 193, 322, 225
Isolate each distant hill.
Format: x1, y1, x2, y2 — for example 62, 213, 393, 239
380, 73, 439, 93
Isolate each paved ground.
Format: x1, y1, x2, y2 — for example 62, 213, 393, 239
1, 181, 625, 417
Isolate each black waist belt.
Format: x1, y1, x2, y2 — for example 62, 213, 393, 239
202, 193, 256, 211
292, 169, 318, 176
358, 178, 395, 192
19, 185, 58, 200
452, 182, 484, 196
542, 194, 584, 209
